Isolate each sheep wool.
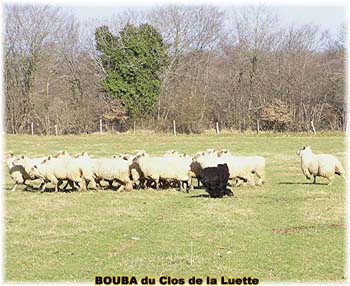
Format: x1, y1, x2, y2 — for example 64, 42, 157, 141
297, 146, 345, 184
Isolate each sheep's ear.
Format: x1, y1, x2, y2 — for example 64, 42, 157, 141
21, 155, 25, 159
34, 165, 38, 169
47, 155, 52, 160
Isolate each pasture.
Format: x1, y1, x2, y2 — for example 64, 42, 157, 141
3, 133, 346, 282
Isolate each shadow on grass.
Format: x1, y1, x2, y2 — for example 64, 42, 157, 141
279, 182, 328, 185
188, 193, 210, 198
187, 193, 236, 199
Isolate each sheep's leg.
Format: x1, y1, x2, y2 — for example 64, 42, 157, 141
10, 182, 18, 192
303, 168, 312, 180
139, 179, 145, 189
69, 180, 78, 190
40, 182, 47, 192
224, 188, 234, 197
57, 179, 65, 189
52, 178, 59, 192
125, 180, 133, 192
248, 174, 255, 187
155, 178, 159, 190
47, 175, 58, 192
256, 170, 266, 185
38, 181, 45, 190
82, 177, 95, 190
186, 178, 192, 193
340, 173, 348, 185
89, 178, 97, 190
79, 178, 87, 191
233, 178, 241, 187
327, 175, 334, 185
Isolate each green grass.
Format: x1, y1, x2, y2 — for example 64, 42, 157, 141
4, 133, 346, 282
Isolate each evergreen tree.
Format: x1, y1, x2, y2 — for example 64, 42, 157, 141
95, 24, 169, 119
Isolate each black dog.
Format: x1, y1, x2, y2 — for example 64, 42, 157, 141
199, 163, 234, 198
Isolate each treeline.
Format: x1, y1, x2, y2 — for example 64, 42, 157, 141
4, 5, 345, 134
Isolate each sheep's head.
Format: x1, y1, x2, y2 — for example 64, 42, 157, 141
5, 153, 17, 168
193, 151, 205, 161
12, 155, 26, 166
296, 146, 312, 156
54, 150, 69, 158
4, 153, 14, 160
74, 152, 83, 158
133, 152, 147, 162
217, 149, 231, 157
205, 148, 216, 154
122, 154, 131, 160
29, 165, 40, 178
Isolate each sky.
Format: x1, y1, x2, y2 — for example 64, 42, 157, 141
65, 4, 346, 36
2, 0, 345, 35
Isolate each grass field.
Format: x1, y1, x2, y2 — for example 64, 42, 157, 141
3, 133, 346, 282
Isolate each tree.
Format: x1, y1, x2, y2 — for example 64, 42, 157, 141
259, 99, 292, 131
95, 23, 169, 119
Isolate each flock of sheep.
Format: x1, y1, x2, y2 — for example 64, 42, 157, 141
4, 146, 345, 197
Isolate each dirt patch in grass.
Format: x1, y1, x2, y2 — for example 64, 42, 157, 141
272, 223, 345, 234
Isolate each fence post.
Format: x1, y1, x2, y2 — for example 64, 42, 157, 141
256, 119, 260, 135
173, 120, 177, 136
54, 124, 58, 136
31, 122, 34, 135
99, 119, 103, 135
310, 120, 316, 134
215, 121, 220, 135
133, 121, 136, 135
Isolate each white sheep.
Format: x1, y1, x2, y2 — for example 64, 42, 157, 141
10, 155, 47, 191
219, 153, 266, 186
194, 153, 265, 187
135, 153, 192, 191
296, 146, 345, 184
92, 157, 133, 191
5, 154, 31, 192
29, 152, 86, 192
74, 152, 97, 189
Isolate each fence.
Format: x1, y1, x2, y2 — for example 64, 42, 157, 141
15, 119, 335, 136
